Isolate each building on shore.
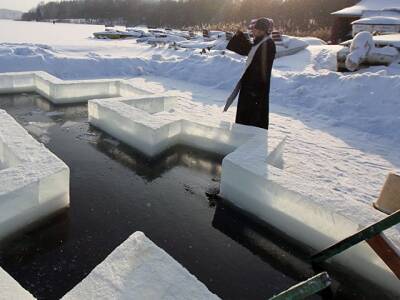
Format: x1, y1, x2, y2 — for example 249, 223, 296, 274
331, 0, 400, 43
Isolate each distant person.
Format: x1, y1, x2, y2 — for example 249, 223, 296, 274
224, 18, 276, 130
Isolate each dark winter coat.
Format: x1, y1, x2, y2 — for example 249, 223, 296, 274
227, 32, 276, 130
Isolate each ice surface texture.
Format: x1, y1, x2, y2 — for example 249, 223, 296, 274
0, 71, 149, 104
0, 110, 70, 241
63, 232, 220, 300
0, 267, 34, 299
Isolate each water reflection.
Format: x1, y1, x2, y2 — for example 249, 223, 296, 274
0, 211, 70, 263
96, 134, 223, 182
212, 204, 314, 280
0, 93, 88, 121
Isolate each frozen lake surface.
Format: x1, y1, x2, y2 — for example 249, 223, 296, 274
0, 93, 377, 300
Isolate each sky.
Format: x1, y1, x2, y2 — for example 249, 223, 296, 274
0, 0, 52, 12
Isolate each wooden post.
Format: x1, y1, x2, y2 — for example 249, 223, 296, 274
269, 272, 331, 300
367, 234, 400, 279
311, 209, 400, 264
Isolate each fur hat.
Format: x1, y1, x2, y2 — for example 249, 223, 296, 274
250, 18, 274, 34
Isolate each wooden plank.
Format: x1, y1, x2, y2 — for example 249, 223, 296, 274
367, 234, 400, 279
311, 209, 400, 264
269, 272, 331, 300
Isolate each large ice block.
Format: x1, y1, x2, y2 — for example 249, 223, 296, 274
63, 232, 220, 300
0, 110, 70, 241
0, 267, 34, 300
221, 141, 400, 296
0, 71, 150, 104
88, 94, 285, 159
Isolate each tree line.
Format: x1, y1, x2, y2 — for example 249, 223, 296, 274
22, 0, 357, 32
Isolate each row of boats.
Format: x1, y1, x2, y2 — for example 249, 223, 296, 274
93, 26, 310, 57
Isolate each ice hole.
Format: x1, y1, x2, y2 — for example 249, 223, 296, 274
0, 89, 394, 299
0, 92, 355, 300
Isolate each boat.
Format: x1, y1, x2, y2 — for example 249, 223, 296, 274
275, 35, 309, 58
93, 27, 144, 39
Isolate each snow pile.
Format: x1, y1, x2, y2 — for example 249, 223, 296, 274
0, 267, 34, 300
63, 232, 220, 300
346, 31, 375, 71
273, 69, 400, 141
0, 109, 69, 240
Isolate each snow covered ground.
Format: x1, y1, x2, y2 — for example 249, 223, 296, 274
0, 19, 400, 295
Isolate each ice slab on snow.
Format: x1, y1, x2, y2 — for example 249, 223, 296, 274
0, 71, 150, 104
0, 267, 34, 299
0, 110, 69, 240
63, 232, 220, 300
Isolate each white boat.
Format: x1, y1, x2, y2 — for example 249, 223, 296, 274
125, 28, 146, 38
275, 35, 309, 58
93, 27, 144, 39
177, 34, 309, 57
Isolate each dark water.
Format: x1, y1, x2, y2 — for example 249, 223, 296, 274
0, 94, 386, 300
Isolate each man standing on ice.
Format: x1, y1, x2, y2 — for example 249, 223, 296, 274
224, 18, 276, 130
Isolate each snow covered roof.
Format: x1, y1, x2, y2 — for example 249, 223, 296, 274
332, 0, 400, 17
362, 9, 400, 18
352, 16, 400, 25
373, 32, 400, 47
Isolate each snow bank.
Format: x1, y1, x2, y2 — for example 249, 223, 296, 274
271, 68, 400, 142
3, 33, 398, 144
63, 232, 219, 300
0, 109, 69, 241
0, 267, 34, 299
